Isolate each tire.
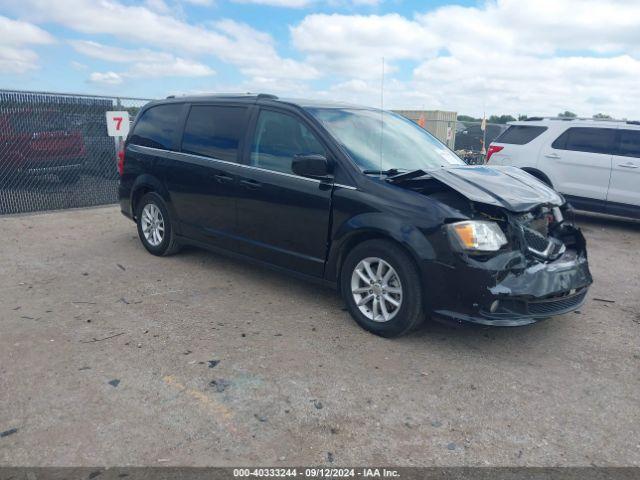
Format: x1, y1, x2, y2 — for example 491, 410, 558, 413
135, 192, 180, 256
340, 239, 425, 337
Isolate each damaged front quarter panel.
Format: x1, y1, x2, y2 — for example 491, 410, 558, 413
432, 204, 593, 326
489, 216, 592, 298
440, 207, 593, 326
388, 164, 593, 326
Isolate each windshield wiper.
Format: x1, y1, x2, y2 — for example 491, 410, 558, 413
386, 169, 428, 183
362, 168, 406, 176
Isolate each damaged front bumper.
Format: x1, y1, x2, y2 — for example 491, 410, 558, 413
428, 226, 593, 327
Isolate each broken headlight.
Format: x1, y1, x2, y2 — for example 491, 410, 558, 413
448, 220, 508, 252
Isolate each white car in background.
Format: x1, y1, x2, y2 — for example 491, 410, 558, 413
486, 118, 640, 219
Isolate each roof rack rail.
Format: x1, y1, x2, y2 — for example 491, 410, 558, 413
524, 117, 544, 121
166, 95, 175, 99
256, 93, 278, 100
626, 120, 640, 125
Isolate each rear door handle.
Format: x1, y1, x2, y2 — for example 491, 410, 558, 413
213, 173, 234, 183
619, 162, 639, 169
545, 153, 560, 159
240, 179, 262, 189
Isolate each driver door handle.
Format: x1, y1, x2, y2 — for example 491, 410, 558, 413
619, 162, 639, 169
213, 174, 234, 183
545, 153, 560, 159
240, 179, 262, 189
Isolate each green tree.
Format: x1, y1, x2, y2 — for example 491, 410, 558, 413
593, 113, 612, 119
488, 114, 516, 124
457, 115, 480, 122
518, 114, 528, 121
558, 111, 577, 118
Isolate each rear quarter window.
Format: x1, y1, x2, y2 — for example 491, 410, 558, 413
552, 127, 617, 154
494, 125, 547, 145
129, 103, 183, 150
618, 129, 640, 158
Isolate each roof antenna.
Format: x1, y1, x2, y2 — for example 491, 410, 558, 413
379, 56, 385, 179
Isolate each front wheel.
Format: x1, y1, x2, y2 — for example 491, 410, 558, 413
340, 239, 425, 337
136, 192, 180, 256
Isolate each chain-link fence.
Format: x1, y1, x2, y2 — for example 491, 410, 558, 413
0, 90, 152, 215
394, 110, 510, 165
454, 121, 509, 164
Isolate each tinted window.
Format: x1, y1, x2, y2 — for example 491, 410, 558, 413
130, 104, 182, 150
552, 127, 616, 154
181, 105, 247, 162
495, 125, 547, 145
618, 129, 640, 158
250, 110, 325, 174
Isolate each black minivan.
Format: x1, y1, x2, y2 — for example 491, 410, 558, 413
118, 94, 592, 337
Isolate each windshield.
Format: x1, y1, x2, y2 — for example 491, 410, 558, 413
306, 107, 463, 172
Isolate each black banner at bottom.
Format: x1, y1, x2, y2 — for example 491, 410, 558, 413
0, 467, 638, 480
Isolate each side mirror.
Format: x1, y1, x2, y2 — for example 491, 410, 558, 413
292, 154, 331, 179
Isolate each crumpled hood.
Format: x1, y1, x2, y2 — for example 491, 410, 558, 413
426, 165, 564, 212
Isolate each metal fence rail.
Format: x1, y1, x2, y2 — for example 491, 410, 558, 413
0, 89, 152, 215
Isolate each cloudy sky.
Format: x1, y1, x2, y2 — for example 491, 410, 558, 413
0, 0, 638, 118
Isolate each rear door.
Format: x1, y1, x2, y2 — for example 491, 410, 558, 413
540, 127, 616, 201
607, 128, 640, 211
234, 108, 333, 277
163, 103, 249, 248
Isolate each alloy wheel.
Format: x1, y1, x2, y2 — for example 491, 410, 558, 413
350, 257, 403, 322
141, 203, 165, 247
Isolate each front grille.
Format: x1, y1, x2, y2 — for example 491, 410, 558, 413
527, 289, 587, 315
524, 227, 550, 253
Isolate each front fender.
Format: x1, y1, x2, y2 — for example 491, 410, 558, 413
325, 212, 437, 283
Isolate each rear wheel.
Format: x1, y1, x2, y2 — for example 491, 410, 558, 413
341, 239, 425, 337
136, 192, 180, 256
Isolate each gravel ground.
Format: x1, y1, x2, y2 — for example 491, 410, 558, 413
0, 206, 639, 466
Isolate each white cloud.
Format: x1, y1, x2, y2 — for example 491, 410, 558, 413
232, 0, 380, 6
0, 15, 54, 73
89, 71, 123, 85
0, 15, 54, 46
70, 40, 173, 64
3, 0, 639, 118
70, 39, 215, 83
6, 0, 315, 82
128, 57, 215, 77
290, 0, 640, 117
291, 13, 438, 78
233, 0, 312, 7
144, 0, 171, 14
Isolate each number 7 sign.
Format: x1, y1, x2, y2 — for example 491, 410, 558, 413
106, 111, 130, 137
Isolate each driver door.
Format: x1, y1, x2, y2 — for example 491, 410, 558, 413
234, 108, 333, 277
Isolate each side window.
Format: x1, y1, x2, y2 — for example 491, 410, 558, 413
494, 125, 547, 145
129, 104, 183, 150
618, 129, 640, 158
552, 127, 616, 155
250, 110, 325, 174
181, 105, 247, 162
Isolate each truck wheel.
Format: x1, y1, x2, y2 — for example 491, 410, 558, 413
341, 239, 425, 337
136, 192, 180, 256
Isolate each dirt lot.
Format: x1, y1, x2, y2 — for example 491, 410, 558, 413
1, 206, 639, 466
